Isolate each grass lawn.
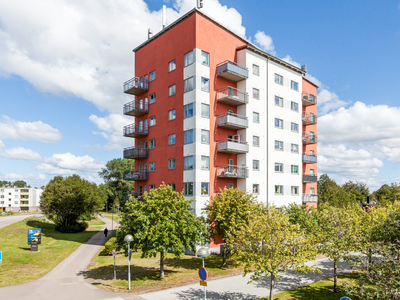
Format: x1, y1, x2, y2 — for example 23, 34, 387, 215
87, 217, 106, 226
0, 211, 41, 217
85, 248, 244, 293
0, 219, 99, 287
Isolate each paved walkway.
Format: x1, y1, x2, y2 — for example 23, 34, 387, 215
0, 214, 39, 229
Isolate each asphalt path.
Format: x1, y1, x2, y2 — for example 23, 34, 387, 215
0, 214, 40, 229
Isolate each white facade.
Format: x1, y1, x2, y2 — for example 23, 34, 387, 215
0, 187, 43, 212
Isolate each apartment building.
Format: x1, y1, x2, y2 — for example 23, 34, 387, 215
0, 187, 43, 212
122, 8, 318, 216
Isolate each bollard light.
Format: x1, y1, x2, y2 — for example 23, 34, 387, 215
124, 234, 134, 290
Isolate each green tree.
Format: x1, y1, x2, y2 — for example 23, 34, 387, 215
118, 184, 207, 279
98, 158, 135, 208
373, 183, 400, 205
12, 180, 28, 187
318, 174, 356, 207
205, 187, 260, 268
228, 205, 319, 300
0, 180, 12, 187
342, 180, 369, 204
281, 203, 317, 234
40, 175, 103, 232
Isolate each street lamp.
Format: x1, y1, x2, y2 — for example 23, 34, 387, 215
197, 247, 210, 300
124, 234, 134, 290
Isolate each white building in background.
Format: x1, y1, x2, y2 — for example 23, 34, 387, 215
0, 187, 43, 212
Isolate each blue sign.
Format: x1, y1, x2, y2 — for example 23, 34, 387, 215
0, 251, 2, 263
340, 297, 352, 300
198, 266, 208, 280
28, 228, 41, 245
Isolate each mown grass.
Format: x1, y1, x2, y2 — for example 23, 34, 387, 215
0, 219, 99, 287
87, 217, 106, 226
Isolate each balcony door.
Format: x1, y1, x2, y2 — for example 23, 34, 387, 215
228, 159, 234, 173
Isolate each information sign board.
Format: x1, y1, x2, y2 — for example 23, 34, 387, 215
0, 251, 2, 263
200, 280, 207, 287
198, 266, 208, 280
28, 228, 41, 245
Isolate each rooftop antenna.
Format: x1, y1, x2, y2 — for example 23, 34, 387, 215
301, 64, 307, 72
162, 5, 167, 28
148, 28, 153, 39
197, 0, 203, 9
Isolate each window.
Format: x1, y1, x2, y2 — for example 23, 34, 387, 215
275, 140, 283, 151
310, 188, 315, 194
253, 88, 259, 99
150, 185, 155, 190
291, 80, 298, 91
150, 70, 156, 81
228, 183, 234, 189
275, 96, 283, 107
253, 184, 259, 194
201, 182, 209, 196
201, 103, 209, 118
184, 50, 194, 66
253, 160, 259, 171
184, 129, 194, 144
143, 185, 148, 193
169, 60, 176, 72
253, 64, 259, 76
310, 169, 315, 175
144, 141, 148, 149
15, 189, 18, 192
184, 77, 194, 92
169, 183, 175, 191
168, 84, 176, 96
184, 182, 194, 196
253, 136, 260, 147
169, 109, 176, 121
275, 118, 283, 129
184, 156, 194, 170
149, 162, 156, 172
253, 112, 259, 123
201, 51, 209, 66
275, 185, 283, 195
275, 74, 283, 85
184, 103, 194, 118
291, 165, 299, 174
168, 134, 176, 145
168, 158, 175, 170
14, 201, 18, 204
291, 143, 299, 153
275, 163, 283, 173
201, 130, 209, 144
201, 156, 209, 170
291, 102, 299, 112
149, 116, 156, 127
150, 139, 156, 149
201, 77, 209, 92
291, 186, 299, 195
291, 122, 299, 132
150, 93, 156, 104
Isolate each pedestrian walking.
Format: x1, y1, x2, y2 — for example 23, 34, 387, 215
104, 227, 108, 237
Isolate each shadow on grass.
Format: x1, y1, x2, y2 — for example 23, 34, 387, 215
18, 247, 32, 251
173, 287, 258, 300
162, 253, 232, 272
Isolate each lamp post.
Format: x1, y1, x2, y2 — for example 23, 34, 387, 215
124, 234, 134, 290
197, 247, 210, 300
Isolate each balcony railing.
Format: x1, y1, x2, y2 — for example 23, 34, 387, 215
123, 99, 149, 117
123, 192, 144, 203
302, 111, 317, 125
123, 147, 149, 159
123, 170, 149, 181
217, 139, 249, 154
123, 77, 148, 95
302, 91, 317, 106
217, 165, 248, 178
302, 132, 317, 144
217, 86, 248, 106
217, 112, 248, 130
302, 193, 318, 203
216, 60, 248, 82
302, 153, 317, 164
123, 123, 149, 138
303, 174, 318, 183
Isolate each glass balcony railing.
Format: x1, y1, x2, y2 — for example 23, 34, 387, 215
123, 77, 148, 95
302, 193, 318, 203
216, 86, 248, 106
123, 123, 149, 138
123, 170, 149, 181
123, 147, 149, 159
217, 112, 248, 129
303, 174, 318, 183
216, 165, 248, 178
216, 61, 248, 82
217, 139, 249, 154
302, 153, 317, 164
123, 100, 149, 117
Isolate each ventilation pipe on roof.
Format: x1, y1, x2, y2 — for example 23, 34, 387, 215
197, 0, 203, 9
301, 64, 307, 72
162, 5, 167, 28
148, 28, 153, 39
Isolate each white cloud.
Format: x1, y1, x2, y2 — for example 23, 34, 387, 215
304, 74, 322, 87
0, 146, 42, 161
254, 31, 275, 55
317, 89, 349, 115
0, 172, 47, 188
281, 55, 300, 68
0, 115, 62, 143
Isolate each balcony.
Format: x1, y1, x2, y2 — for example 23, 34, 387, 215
123, 123, 149, 138
217, 165, 249, 178
302, 153, 317, 164
302, 91, 317, 106
123, 147, 149, 159
302, 112, 317, 125
217, 139, 249, 154
123, 100, 149, 117
123, 77, 148, 95
302, 132, 317, 144
302, 193, 318, 203
217, 86, 248, 106
123, 192, 144, 203
303, 174, 318, 183
123, 170, 149, 181
217, 112, 248, 130
216, 61, 248, 82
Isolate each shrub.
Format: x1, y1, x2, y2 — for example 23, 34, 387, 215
56, 221, 88, 233
100, 237, 118, 256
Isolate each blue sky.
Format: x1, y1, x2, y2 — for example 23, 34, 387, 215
0, 0, 400, 191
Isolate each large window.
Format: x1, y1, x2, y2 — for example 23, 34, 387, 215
201, 156, 209, 170
169, 109, 176, 121
150, 70, 156, 81
253, 64, 259, 76
275, 118, 283, 129
201, 103, 209, 118
184, 182, 193, 196
150, 93, 156, 104
149, 162, 156, 172
201, 182, 209, 196
201, 51, 209, 66
169, 183, 176, 191
149, 116, 156, 127
275, 96, 283, 107
275, 163, 283, 173
168, 84, 176, 96
275, 74, 283, 85
150, 184, 155, 190
253, 136, 260, 147
201, 77, 209, 92
275, 140, 283, 151
201, 130, 209, 144
150, 139, 156, 149
291, 143, 299, 153
184, 156, 194, 170
291, 80, 298, 91
291, 122, 299, 132
253, 160, 259, 171
168, 158, 175, 169
275, 185, 283, 195
184, 103, 194, 118
291, 186, 299, 195
253, 112, 259, 123
168, 134, 176, 145
253, 88, 259, 99
253, 184, 259, 194
291, 101, 299, 112
169, 60, 176, 72
184, 50, 194, 66
184, 129, 194, 144
184, 77, 194, 92
291, 165, 299, 174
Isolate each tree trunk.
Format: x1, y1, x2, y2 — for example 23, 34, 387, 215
269, 273, 275, 300
333, 261, 337, 292
160, 251, 165, 279
222, 244, 227, 268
